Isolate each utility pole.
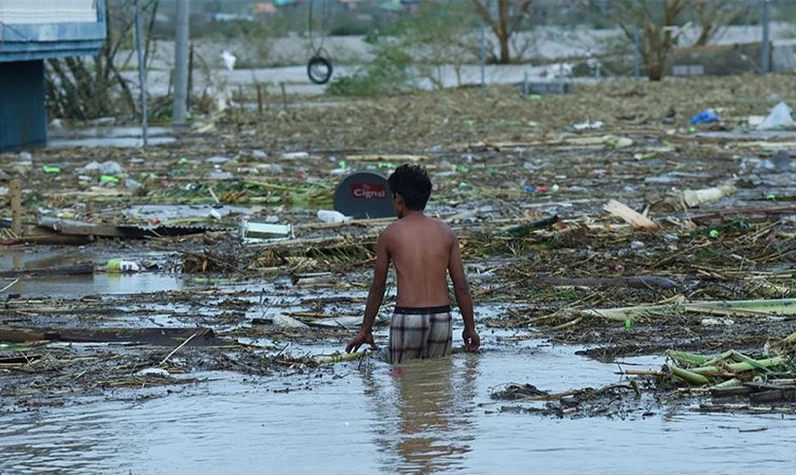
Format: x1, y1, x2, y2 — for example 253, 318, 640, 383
480, 22, 486, 93
761, 0, 771, 74
173, 0, 190, 124
633, 25, 640, 80
134, 0, 148, 146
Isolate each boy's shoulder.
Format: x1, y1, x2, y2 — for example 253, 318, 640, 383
384, 216, 455, 237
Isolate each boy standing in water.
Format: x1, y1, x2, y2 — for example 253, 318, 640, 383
346, 164, 480, 363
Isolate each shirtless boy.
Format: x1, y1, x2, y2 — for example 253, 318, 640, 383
345, 164, 480, 363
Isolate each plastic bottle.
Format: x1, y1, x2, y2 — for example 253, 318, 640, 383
107, 259, 140, 272
317, 210, 351, 223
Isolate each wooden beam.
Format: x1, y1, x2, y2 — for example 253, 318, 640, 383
603, 199, 661, 231
9, 178, 22, 236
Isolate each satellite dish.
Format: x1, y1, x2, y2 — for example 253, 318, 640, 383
333, 171, 395, 219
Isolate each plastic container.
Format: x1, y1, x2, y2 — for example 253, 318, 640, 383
107, 259, 140, 272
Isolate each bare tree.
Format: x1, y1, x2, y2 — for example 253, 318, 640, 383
613, 0, 687, 81
46, 0, 159, 120
592, 0, 745, 81
692, 0, 747, 46
471, 0, 534, 64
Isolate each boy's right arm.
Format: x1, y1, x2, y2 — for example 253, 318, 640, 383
346, 231, 390, 353
448, 234, 480, 352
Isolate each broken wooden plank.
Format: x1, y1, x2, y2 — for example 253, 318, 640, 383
690, 204, 796, 226
749, 388, 796, 403
0, 263, 94, 278
501, 215, 560, 237
38, 216, 125, 237
56, 327, 218, 346
0, 327, 59, 343
0, 326, 223, 346
10, 178, 22, 236
538, 274, 678, 290
603, 200, 661, 231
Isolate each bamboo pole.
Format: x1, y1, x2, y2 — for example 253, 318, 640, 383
670, 366, 711, 385
690, 357, 784, 377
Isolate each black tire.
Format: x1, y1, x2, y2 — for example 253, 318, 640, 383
307, 55, 333, 85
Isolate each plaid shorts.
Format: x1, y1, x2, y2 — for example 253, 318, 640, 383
389, 306, 453, 364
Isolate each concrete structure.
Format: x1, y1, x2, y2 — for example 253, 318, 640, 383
0, 0, 106, 152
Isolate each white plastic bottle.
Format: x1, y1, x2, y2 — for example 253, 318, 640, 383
317, 210, 351, 223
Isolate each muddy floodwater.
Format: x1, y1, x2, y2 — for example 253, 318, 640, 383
0, 270, 793, 475
2, 339, 794, 475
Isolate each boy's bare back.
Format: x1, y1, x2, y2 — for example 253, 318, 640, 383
345, 163, 479, 358
382, 214, 456, 308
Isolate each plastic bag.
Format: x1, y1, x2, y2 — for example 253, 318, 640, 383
757, 102, 796, 131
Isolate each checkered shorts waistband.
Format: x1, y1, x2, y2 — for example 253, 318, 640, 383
393, 305, 451, 315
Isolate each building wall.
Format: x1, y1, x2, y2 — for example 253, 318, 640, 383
0, 1, 106, 151
0, 61, 46, 152
0, 0, 98, 24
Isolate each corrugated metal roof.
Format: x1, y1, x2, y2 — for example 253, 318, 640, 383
0, 0, 98, 24
0, 0, 106, 62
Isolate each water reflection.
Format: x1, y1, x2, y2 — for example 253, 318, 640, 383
362, 355, 479, 474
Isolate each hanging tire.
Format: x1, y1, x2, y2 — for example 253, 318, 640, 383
307, 55, 333, 85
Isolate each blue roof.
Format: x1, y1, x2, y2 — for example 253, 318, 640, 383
0, 1, 107, 63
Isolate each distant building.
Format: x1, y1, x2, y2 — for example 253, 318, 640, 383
0, 0, 107, 152
252, 3, 278, 15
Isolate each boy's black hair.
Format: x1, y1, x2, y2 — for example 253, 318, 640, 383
388, 164, 432, 211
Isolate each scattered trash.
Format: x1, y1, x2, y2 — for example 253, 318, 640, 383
135, 367, 170, 378
756, 102, 796, 131
603, 200, 660, 231
680, 181, 737, 208
107, 260, 140, 272
221, 50, 237, 71
81, 160, 125, 175
41, 165, 61, 174
690, 108, 718, 125
700, 317, 734, 326
273, 313, 310, 330
206, 156, 230, 164
239, 218, 293, 243
572, 120, 604, 131
125, 178, 142, 189
603, 135, 633, 148
317, 209, 351, 223
281, 151, 310, 160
